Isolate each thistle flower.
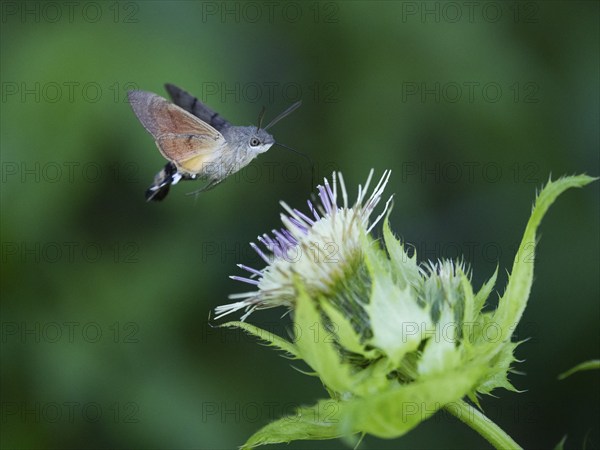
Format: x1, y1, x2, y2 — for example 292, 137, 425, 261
215, 170, 596, 449
215, 169, 393, 321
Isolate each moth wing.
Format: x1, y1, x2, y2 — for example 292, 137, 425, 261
156, 133, 226, 174
128, 90, 224, 139
164, 83, 231, 131
128, 90, 227, 173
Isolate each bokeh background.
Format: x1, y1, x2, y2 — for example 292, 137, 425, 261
1, 1, 598, 449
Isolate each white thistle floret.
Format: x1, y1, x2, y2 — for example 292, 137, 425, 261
214, 169, 393, 321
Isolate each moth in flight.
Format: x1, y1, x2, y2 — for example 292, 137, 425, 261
128, 83, 302, 201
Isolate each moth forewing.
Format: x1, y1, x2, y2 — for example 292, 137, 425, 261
128, 90, 227, 175
128, 90, 223, 139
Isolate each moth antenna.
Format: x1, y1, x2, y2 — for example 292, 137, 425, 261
264, 100, 302, 130
256, 105, 266, 132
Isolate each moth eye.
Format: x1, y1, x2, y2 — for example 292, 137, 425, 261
250, 137, 260, 147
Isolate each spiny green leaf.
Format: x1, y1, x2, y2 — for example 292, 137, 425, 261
553, 435, 568, 450
362, 232, 431, 366
294, 284, 355, 394
558, 360, 600, 380
319, 299, 391, 396
474, 266, 498, 313
349, 357, 395, 396
241, 400, 344, 449
467, 391, 482, 409
494, 175, 597, 343
460, 272, 476, 349
320, 300, 371, 358
416, 303, 462, 378
220, 321, 299, 359
338, 365, 486, 438
382, 216, 421, 289
474, 341, 521, 395
469, 312, 499, 346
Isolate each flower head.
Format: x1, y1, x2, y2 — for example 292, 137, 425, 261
214, 169, 393, 321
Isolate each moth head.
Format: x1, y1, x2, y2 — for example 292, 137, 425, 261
248, 128, 275, 154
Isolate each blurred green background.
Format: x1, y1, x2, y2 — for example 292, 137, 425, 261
1, 1, 598, 449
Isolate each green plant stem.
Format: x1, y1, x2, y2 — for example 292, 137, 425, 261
444, 400, 523, 450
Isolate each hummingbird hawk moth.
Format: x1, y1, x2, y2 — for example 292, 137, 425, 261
127, 83, 302, 201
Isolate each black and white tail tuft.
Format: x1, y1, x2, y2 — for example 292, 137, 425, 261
145, 162, 179, 202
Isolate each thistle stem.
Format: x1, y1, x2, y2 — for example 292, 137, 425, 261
444, 400, 523, 450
